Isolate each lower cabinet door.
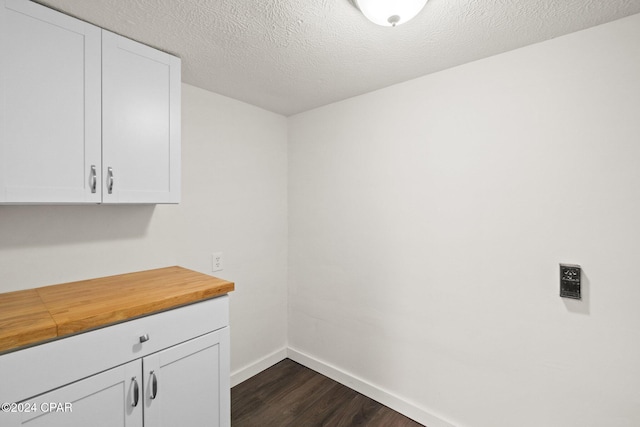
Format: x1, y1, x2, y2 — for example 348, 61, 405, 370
143, 328, 230, 427
8, 360, 142, 427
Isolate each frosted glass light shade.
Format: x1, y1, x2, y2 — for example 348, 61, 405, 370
355, 0, 428, 27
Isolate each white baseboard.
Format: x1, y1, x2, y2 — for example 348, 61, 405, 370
287, 347, 457, 427
230, 347, 288, 387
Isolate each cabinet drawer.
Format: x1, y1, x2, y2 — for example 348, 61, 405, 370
0, 295, 228, 403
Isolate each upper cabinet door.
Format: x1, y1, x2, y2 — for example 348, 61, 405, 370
102, 31, 181, 204
0, 0, 102, 203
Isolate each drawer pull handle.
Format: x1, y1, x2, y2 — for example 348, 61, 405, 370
139, 333, 150, 343
90, 165, 97, 193
132, 377, 139, 407
150, 371, 158, 399
107, 167, 114, 194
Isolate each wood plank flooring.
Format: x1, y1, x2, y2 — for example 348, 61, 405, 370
232, 359, 424, 427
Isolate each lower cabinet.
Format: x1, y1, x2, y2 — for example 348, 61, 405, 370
144, 330, 227, 427
13, 360, 141, 427
0, 297, 230, 427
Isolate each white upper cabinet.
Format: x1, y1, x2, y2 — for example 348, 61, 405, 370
102, 32, 181, 204
0, 0, 102, 203
0, 0, 180, 204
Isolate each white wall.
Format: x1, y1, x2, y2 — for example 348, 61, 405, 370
288, 14, 640, 427
0, 83, 289, 377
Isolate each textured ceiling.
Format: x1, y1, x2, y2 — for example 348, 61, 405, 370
35, 0, 640, 116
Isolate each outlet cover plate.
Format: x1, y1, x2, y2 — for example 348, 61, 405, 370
212, 252, 223, 272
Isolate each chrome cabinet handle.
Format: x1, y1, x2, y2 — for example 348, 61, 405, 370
150, 371, 158, 399
90, 165, 97, 193
139, 333, 150, 343
132, 377, 139, 407
107, 167, 114, 194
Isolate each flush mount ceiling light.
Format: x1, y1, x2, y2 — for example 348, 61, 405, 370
355, 0, 429, 27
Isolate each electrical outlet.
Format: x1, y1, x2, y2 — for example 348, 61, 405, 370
212, 252, 223, 272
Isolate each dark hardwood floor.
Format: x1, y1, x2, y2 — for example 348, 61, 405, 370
232, 359, 424, 427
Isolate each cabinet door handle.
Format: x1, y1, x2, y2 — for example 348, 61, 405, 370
139, 333, 150, 343
107, 167, 114, 194
132, 376, 139, 407
150, 370, 158, 399
90, 165, 97, 193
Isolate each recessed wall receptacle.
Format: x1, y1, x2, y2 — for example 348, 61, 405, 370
560, 264, 581, 299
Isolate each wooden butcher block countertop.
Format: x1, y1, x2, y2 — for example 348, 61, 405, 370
0, 266, 234, 353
